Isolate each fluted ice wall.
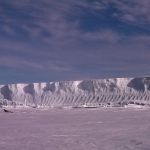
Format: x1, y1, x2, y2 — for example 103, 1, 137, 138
0, 77, 150, 107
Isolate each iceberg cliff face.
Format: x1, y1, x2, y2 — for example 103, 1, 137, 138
0, 77, 150, 107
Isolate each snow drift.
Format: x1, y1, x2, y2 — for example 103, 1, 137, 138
0, 77, 150, 108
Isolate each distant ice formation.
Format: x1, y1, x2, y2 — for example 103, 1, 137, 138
0, 77, 150, 108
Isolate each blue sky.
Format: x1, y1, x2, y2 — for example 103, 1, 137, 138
0, 0, 150, 83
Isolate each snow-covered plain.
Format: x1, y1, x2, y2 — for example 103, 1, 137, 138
0, 108, 150, 150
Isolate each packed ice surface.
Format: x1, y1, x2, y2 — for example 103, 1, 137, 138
0, 108, 150, 150
0, 77, 150, 107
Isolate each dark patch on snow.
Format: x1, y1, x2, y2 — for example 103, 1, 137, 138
43, 83, 56, 92
78, 80, 95, 92
0, 85, 12, 101
23, 84, 35, 96
127, 78, 145, 91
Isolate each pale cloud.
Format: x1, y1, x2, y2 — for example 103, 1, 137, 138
1, 0, 150, 45
0, 55, 73, 72
111, 0, 150, 24
0, 0, 150, 82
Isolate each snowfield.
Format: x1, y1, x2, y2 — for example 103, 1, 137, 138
0, 108, 150, 150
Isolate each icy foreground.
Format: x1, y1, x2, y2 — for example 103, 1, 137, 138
0, 108, 150, 150
0, 77, 150, 107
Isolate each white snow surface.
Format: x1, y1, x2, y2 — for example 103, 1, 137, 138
0, 77, 150, 107
0, 108, 150, 150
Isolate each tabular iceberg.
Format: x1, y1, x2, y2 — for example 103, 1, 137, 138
0, 77, 150, 108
